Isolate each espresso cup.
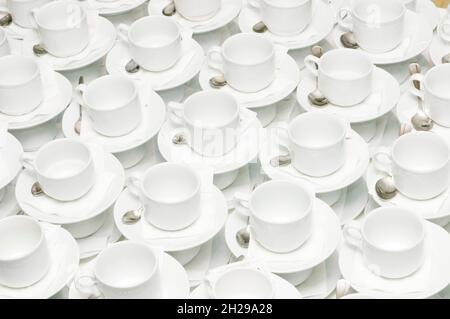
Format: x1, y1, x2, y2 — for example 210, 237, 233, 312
278, 112, 348, 177
33, 0, 89, 57
174, 0, 221, 21
22, 139, 96, 201
344, 207, 425, 279
410, 64, 450, 127
0, 216, 50, 288
168, 91, 241, 157
372, 132, 450, 200
0, 55, 43, 115
117, 16, 182, 72
0, 28, 10, 57
75, 241, 162, 299
304, 49, 373, 106
207, 33, 275, 93
249, 0, 312, 36
0, 0, 51, 28
128, 163, 202, 231
79, 75, 142, 137
234, 180, 314, 253
209, 268, 274, 299
338, 0, 406, 53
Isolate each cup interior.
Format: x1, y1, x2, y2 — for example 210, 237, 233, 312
142, 163, 200, 203
289, 112, 346, 149
130, 17, 179, 47
35, 139, 92, 179
0, 55, 39, 86
0, 217, 43, 260
184, 92, 239, 128
223, 34, 274, 65
214, 269, 273, 299
392, 132, 450, 173
353, 0, 404, 24
319, 49, 372, 80
36, 1, 86, 30
363, 208, 424, 251
95, 242, 158, 288
84, 76, 137, 111
424, 65, 450, 100
251, 181, 313, 223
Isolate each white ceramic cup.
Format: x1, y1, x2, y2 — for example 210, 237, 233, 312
234, 180, 314, 253
304, 48, 373, 106
249, 0, 312, 36
207, 33, 276, 93
344, 207, 425, 279
79, 75, 142, 137
22, 139, 96, 201
209, 268, 274, 299
128, 163, 202, 231
33, 1, 89, 57
75, 241, 162, 299
0, 55, 43, 115
0, 216, 50, 288
0, 0, 51, 28
0, 28, 10, 57
117, 16, 182, 72
410, 64, 450, 128
337, 0, 406, 54
174, 0, 221, 21
168, 91, 241, 157
372, 132, 450, 200
277, 112, 348, 177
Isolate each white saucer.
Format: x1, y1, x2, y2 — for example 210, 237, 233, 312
225, 199, 341, 273
430, 34, 450, 66
332, 11, 433, 65
26, 17, 116, 72
238, 0, 335, 50
0, 73, 72, 130
76, 208, 122, 260
368, 112, 401, 152
198, 50, 300, 109
61, 87, 166, 154
87, 0, 148, 16
297, 68, 400, 124
0, 223, 79, 299
69, 250, 190, 299
106, 37, 204, 92
340, 221, 450, 299
16, 147, 125, 224
148, 0, 242, 34
331, 178, 368, 226
0, 183, 20, 219
0, 133, 23, 190
190, 272, 302, 299
259, 129, 370, 194
157, 113, 262, 175
113, 186, 228, 252
414, 0, 441, 31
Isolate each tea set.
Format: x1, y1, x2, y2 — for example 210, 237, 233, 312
1, 0, 450, 300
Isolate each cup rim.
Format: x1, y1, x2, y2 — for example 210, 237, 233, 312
221, 33, 275, 67
0, 216, 45, 262
0, 55, 41, 88
422, 64, 450, 101
129, 16, 181, 49
316, 49, 373, 81
362, 207, 425, 253
35, 1, 87, 32
351, 0, 406, 25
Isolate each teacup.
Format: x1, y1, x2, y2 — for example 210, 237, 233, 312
207, 33, 275, 93
0, 55, 43, 115
79, 75, 142, 137
0, 28, 10, 57
337, 0, 406, 53
344, 207, 425, 278
117, 16, 182, 72
33, 1, 89, 57
249, 0, 312, 36
234, 180, 314, 253
209, 268, 274, 299
0, 0, 51, 28
23, 139, 96, 201
174, 0, 221, 21
168, 91, 241, 157
410, 64, 450, 127
278, 112, 348, 177
128, 163, 202, 231
0, 216, 50, 288
304, 48, 373, 106
372, 132, 450, 200
75, 241, 162, 299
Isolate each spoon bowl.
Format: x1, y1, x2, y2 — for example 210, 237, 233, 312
235, 224, 251, 249
340, 32, 359, 49
162, 2, 176, 16
375, 176, 397, 200
125, 59, 140, 73
308, 45, 329, 107
0, 13, 12, 27
32, 44, 47, 56
121, 207, 144, 225
209, 74, 227, 88
253, 21, 268, 33
31, 182, 44, 197
442, 53, 450, 64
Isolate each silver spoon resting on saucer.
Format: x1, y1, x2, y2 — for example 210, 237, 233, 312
270, 154, 291, 167
0, 13, 12, 27
442, 53, 450, 64
308, 45, 328, 107
74, 76, 85, 135
409, 63, 433, 131
236, 223, 251, 249
209, 74, 227, 89
172, 132, 187, 145
375, 175, 397, 200
253, 21, 268, 33
125, 59, 140, 73
162, 2, 176, 16
340, 32, 359, 49
121, 206, 144, 225
32, 43, 47, 56
31, 182, 44, 197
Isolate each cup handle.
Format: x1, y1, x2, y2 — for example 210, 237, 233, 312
127, 175, 144, 199
21, 153, 35, 172
304, 55, 320, 77
337, 7, 353, 31
409, 73, 425, 101
116, 24, 130, 43
207, 46, 224, 73
439, 21, 450, 43
75, 275, 102, 299
270, 122, 290, 154
371, 146, 393, 175
28, 8, 39, 29
342, 221, 363, 250
167, 101, 185, 126
233, 192, 252, 217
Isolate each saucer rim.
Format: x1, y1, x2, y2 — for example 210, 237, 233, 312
92, 0, 148, 16
0, 133, 23, 190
